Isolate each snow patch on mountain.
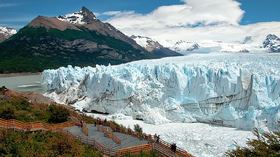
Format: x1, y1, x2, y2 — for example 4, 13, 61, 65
0, 26, 16, 41
57, 7, 97, 25
58, 12, 86, 25
42, 53, 280, 131
0, 27, 17, 35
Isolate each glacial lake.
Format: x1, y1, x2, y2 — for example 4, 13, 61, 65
0, 74, 43, 93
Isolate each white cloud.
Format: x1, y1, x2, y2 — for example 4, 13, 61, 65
106, 0, 244, 29
98, 10, 137, 18
104, 0, 280, 45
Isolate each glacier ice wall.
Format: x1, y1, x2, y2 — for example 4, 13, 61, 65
42, 53, 280, 131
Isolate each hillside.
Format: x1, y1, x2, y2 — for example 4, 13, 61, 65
0, 87, 174, 157
0, 87, 101, 156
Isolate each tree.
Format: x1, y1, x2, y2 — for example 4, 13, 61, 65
134, 124, 143, 135
226, 129, 280, 157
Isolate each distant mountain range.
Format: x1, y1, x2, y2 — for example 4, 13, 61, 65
156, 34, 280, 54
0, 7, 180, 73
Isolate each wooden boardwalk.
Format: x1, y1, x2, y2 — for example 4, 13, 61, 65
0, 118, 192, 157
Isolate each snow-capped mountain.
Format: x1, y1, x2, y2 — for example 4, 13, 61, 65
0, 7, 152, 73
57, 7, 97, 25
131, 35, 182, 57
131, 35, 182, 56
155, 32, 280, 55
0, 26, 16, 42
131, 35, 162, 52
0, 7, 182, 73
263, 34, 280, 53
171, 41, 200, 53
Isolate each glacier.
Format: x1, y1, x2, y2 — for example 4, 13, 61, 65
42, 52, 280, 131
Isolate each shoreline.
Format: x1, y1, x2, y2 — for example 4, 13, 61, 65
0, 72, 41, 78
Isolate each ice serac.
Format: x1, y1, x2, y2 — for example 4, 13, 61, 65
42, 53, 280, 131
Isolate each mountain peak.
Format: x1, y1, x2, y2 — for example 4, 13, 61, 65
80, 6, 96, 23
81, 6, 91, 14
57, 7, 97, 25
266, 34, 279, 41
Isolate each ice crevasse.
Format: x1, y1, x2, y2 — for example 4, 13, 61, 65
42, 53, 280, 131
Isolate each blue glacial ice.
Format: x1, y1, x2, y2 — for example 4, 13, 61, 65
42, 53, 280, 131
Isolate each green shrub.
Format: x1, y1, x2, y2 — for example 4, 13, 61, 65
0, 97, 48, 122
12, 98, 31, 111
226, 129, 280, 157
0, 107, 15, 119
47, 104, 70, 123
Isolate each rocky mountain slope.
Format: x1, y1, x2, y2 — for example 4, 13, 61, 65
0, 26, 16, 42
131, 35, 181, 57
0, 7, 175, 73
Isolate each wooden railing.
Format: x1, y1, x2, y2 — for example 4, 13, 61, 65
96, 119, 192, 157
0, 118, 75, 132
0, 119, 116, 156
116, 144, 152, 157
63, 130, 116, 156
152, 139, 192, 157
97, 125, 121, 144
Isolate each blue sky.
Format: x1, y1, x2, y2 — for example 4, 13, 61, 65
239, 0, 280, 24
0, 0, 279, 29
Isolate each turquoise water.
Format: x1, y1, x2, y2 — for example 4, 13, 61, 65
0, 74, 43, 93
